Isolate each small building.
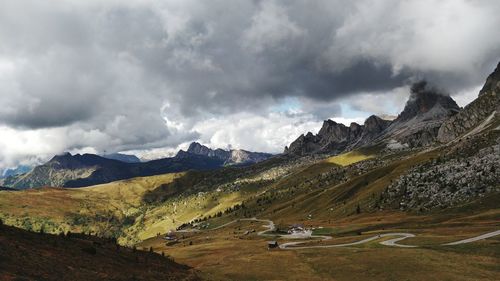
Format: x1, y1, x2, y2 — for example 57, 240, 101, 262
287, 224, 305, 234
267, 241, 279, 249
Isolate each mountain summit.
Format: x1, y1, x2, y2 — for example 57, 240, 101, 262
395, 80, 460, 122
384, 80, 460, 146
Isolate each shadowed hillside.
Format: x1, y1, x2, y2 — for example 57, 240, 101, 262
0, 223, 201, 281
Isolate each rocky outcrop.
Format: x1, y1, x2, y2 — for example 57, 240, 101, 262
285, 115, 391, 156
382, 141, 500, 211
437, 62, 500, 143
178, 142, 273, 165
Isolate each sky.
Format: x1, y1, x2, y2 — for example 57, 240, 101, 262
0, 0, 499, 170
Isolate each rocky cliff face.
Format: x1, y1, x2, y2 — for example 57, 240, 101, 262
180, 142, 273, 165
356, 115, 392, 146
285, 115, 391, 156
437, 62, 500, 143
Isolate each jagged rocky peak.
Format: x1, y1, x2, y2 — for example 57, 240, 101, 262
187, 142, 213, 155
285, 115, 392, 156
396, 80, 460, 122
285, 132, 321, 155
317, 120, 349, 140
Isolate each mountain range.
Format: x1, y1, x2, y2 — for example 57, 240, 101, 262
284, 78, 472, 155
0, 144, 273, 189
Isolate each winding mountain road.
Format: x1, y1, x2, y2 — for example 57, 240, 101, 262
192, 217, 500, 250
442, 230, 500, 246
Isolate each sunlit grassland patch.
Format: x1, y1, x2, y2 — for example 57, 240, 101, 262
325, 150, 375, 166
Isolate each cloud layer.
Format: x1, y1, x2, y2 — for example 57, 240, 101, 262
0, 0, 499, 169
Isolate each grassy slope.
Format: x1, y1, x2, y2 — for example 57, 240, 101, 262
0, 173, 185, 245
0, 166, 272, 245
139, 212, 499, 281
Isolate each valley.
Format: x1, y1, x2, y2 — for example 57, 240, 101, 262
0, 62, 498, 280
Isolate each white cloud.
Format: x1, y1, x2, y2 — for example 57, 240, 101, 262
451, 85, 483, 108
325, 0, 500, 77
241, 1, 305, 53
343, 86, 410, 116
192, 112, 322, 153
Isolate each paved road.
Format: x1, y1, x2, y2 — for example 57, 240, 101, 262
442, 230, 500, 246
379, 233, 416, 248
280, 233, 416, 249
181, 217, 500, 250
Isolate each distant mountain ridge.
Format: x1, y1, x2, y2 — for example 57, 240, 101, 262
1, 165, 32, 178
177, 142, 273, 165
1, 152, 223, 189
1, 143, 273, 189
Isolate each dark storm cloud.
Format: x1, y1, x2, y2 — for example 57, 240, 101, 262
0, 0, 499, 163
